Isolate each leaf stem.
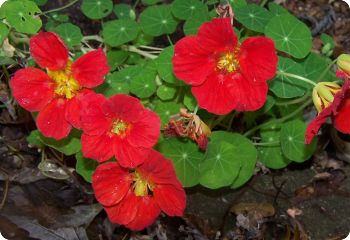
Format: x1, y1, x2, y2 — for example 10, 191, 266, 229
126, 46, 158, 59
244, 98, 312, 137
277, 71, 317, 87
275, 93, 310, 106
318, 58, 337, 82
82, 35, 104, 42
167, 35, 173, 46
139, 45, 164, 51
40, 0, 79, 15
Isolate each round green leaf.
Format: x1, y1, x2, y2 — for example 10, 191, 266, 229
259, 125, 290, 169
228, 0, 247, 9
53, 23, 82, 48
133, 32, 154, 46
301, 53, 336, 83
183, 12, 209, 35
154, 101, 181, 125
200, 142, 240, 189
270, 57, 308, 98
75, 151, 98, 183
280, 120, 317, 162
102, 19, 140, 47
157, 85, 177, 100
81, 0, 113, 19
265, 13, 312, 59
157, 138, 204, 187
130, 63, 157, 98
268, 2, 289, 16
39, 130, 82, 156
0, 22, 9, 45
3, 0, 42, 34
235, 4, 273, 33
184, 91, 197, 111
139, 5, 178, 37
107, 50, 129, 71
208, 131, 257, 189
113, 4, 135, 20
171, 0, 208, 20
156, 46, 184, 86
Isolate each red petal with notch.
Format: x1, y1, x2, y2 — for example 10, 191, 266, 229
127, 109, 160, 148
239, 36, 278, 83
36, 98, 71, 140
101, 94, 144, 122
125, 196, 161, 231
30, 32, 68, 71
173, 36, 216, 86
92, 162, 132, 207
191, 72, 237, 115
105, 190, 139, 226
113, 139, 150, 168
334, 95, 350, 133
65, 89, 93, 129
229, 73, 268, 111
197, 18, 238, 52
72, 48, 109, 88
81, 133, 116, 162
10, 68, 55, 112
154, 184, 186, 216
80, 93, 112, 136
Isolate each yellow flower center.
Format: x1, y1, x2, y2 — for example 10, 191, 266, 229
132, 171, 154, 197
312, 82, 341, 113
111, 119, 130, 137
217, 49, 240, 73
47, 61, 81, 99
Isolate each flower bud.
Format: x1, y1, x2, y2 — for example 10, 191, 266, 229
337, 54, 350, 75
312, 82, 341, 113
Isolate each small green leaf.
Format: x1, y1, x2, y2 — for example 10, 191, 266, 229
171, 0, 208, 20
102, 19, 140, 47
268, 2, 289, 16
81, 0, 113, 19
157, 85, 177, 101
301, 53, 336, 83
320, 33, 335, 49
154, 101, 181, 125
265, 13, 312, 59
113, 3, 135, 20
53, 23, 83, 48
259, 125, 290, 169
133, 32, 154, 46
157, 137, 204, 187
208, 131, 257, 189
107, 50, 129, 71
130, 62, 157, 98
235, 4, 273, 33
139, 5, 178, 37
184, 91, 197, 111
280, 120, 316, 162
183, 11, 209, 36
75, 151, 98, 183
0, 22, 9, 45
228, 0, 247, 9
3, 0, 42, 34
270, 57, 308, 98
200, 142, 241, 189
156, 46, 184, 86
27, 130, 44, 148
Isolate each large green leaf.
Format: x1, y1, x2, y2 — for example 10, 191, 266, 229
154, 101, 182, 125
280, 120, 317, 162
270, 57, 308, 98
81, 0, 113, 19
265, 13, 312, 59
300, 53, 336, 83
3, 0, 42, 34
171, 0, 208, 20
156, 46, 184, 86
107, 50, 129, 71
0, 22, 9, 45
157, 138, 204, 187
235, 4, 273, 33
113, 3, 135, 20
228, 0, 247, 9
139, 5, 178, 37
53, 23, 83, 48
102, 19, 139, 47
130, 62, 157, 98
75, 151, 98, 183
157, 84, 177, 101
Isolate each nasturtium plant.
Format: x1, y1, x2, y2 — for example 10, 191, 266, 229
4, 0, 350, 234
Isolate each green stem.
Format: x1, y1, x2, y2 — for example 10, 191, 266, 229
127, 46, 158, 59
275, 94, 310, 106
133, 0, 140, 9
277, 71, 317, 87
253, 141, 280, 146
139, 45, 164, 51
82, 35, 103, 42
260, 0, 268, 7
9, 32, 29, 45
243, 98, 312, 137
40, 0, 79, 15
318, 58, 337, 82
167, 35, 173, 46
193, 105, 199, 114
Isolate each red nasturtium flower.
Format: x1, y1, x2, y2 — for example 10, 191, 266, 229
80, 93, 161, 167
305, 79, 350, 144
10, 32, 109, 140
92, 149, 186, 231
172, 18, 278, 115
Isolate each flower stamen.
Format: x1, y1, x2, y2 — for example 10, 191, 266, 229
132, 171, 154, 197
111, 119, 130, 137
217, 49, 240, 73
